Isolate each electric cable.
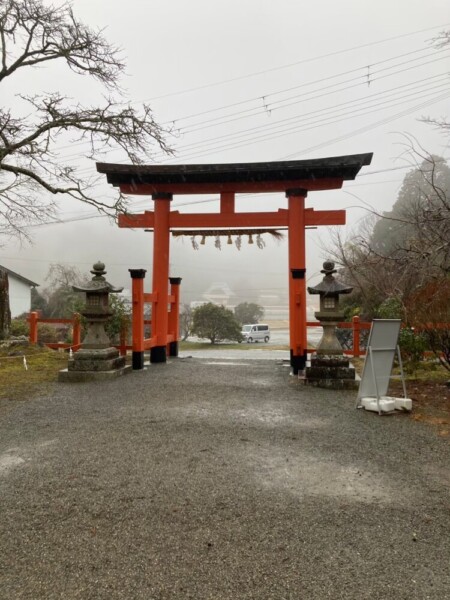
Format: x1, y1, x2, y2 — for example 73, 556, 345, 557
145, 22, 450, 101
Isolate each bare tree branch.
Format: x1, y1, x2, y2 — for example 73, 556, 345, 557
0, 0, 172, 241
324, 138, 450, 322
0, 0, 124, 86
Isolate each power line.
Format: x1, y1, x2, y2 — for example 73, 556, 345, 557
53, 43, 448, 164
165, 45, 437, 126
159, 77, 450, 157
68, 58, 447, 174
145, 22, 450, 101
160, 87, 450, 162
175, 48, 449, 134
279, 91, 450, 160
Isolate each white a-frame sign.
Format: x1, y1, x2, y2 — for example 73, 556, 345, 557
356, 319, 412, 414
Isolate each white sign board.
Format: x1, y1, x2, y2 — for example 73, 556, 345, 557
357, 319, 401, 400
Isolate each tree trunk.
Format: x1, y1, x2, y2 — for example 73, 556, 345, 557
0, 270, 11, 340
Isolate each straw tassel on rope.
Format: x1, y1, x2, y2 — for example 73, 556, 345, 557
173, 229, 283, 250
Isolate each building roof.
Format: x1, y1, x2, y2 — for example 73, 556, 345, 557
203, 282, 235, 298
96, 153, 373, 194
307, 279, 353, 295
0, 266, 39, 287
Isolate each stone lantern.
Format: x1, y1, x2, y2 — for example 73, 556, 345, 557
307, 260, 353, 355
59, 261, 128, 381
305, 261, 357, 389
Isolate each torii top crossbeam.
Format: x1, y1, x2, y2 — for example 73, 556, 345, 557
97, 153, 373, 373
97, 153, 372, 195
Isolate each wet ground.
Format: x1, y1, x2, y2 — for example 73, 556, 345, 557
1, 355, 449, 599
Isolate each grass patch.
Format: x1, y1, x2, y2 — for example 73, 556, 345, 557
0, 343, 68, 408
351, 357, 449, 383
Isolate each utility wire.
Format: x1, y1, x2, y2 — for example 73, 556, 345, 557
145, 22, 450, 101
159, 87, 450, 162
176, 48, 450, 133
279, 91, 450, 159
157, 76, 450, 156
165, 45, 438, 125
53, 43, 448, 162
64, 55, 450, 172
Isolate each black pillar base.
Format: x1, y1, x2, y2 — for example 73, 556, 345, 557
169, 341, 179, 357
290, 350, 307, 375
132, 351, 145, 370
150, 345, 167, 363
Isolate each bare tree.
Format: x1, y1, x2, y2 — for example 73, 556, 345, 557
325, 223, 421, 320
421, 30, 450, 133
0, 269, 11, 339
0, 0, 172, 241
325, 141, 450, 320
384, 138, 450, 275
41, 263, 87, 318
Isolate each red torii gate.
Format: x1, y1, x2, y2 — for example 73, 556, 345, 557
97, 153, 372, 373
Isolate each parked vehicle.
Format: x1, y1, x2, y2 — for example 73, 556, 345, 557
241, 324, 270, 343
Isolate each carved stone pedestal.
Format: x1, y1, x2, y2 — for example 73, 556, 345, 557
59, 347, 129, 382
305, 354, 358, 390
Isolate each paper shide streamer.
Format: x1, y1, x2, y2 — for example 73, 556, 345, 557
172, 229, 283, 250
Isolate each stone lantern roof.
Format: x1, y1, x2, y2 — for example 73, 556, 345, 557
307, 261, 353, 296
72, 261, 123, 294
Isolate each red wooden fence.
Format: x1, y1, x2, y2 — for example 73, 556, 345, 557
27, 311, 129, 357
28, 312, 371, 357
27, 312, 448, 358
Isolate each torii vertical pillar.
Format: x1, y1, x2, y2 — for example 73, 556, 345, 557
287, 189, 308, 374
151, 193, 172, 363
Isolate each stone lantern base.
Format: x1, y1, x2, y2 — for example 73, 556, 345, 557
304, 354, 358, 390
59, 347, 130, 382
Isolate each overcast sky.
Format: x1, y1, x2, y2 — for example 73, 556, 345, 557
1, 0, 449, 304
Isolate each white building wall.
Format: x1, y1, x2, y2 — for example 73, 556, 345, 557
8, 277, 32, 318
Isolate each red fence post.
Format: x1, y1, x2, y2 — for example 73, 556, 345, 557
129, 269, 146, 369
29, 311, 38, 344
352, 315, 360, 358
168, 277, 182, 357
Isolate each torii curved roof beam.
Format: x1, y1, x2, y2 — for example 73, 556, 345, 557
96, 153, 373, 195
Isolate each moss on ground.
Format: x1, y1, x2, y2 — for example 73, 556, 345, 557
0, 343, 68, 408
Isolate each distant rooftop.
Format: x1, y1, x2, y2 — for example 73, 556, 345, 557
0, 265, 39, 287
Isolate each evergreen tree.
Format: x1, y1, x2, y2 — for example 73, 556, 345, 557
234, 302, 264, 325
192, 303, 242, 344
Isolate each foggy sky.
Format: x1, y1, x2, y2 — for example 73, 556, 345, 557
1, 0, 449, 307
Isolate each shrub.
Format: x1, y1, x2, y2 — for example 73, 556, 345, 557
10, 318, 28, 337
37, 323, 59, 344
398, 328, 427, 374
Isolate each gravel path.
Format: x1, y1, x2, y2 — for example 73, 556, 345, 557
1, 355, 449, 599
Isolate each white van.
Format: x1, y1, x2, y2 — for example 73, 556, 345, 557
241, 324, 270, 343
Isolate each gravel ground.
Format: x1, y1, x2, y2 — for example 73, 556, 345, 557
1, 354, 449, 600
